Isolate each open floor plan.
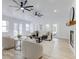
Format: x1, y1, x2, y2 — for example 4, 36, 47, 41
2, 0, 76, 59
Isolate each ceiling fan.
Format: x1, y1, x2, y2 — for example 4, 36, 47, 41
35, 11, 43, 17
9, 0, 34, 12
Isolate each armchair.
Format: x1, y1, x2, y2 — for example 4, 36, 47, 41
2, 36, 15, 50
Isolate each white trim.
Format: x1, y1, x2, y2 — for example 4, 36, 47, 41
69, 44, 75, 55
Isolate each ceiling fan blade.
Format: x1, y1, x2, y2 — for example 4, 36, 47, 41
9, 5, 19, 8
24, 6, 33, 8
13, 0, 20, 5
24, 0, 27, 5
35, 12, 43, 17
25, 9, 31, 11
16, 8, 20, 11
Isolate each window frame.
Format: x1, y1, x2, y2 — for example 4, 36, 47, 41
26, 24, 30, 32
2, 20, 8, 32
52, 24, 57, 34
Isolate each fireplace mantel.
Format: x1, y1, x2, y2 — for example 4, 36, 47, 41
66, 20, 76, 26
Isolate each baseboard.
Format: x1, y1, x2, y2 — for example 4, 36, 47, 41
55, 37, 69, 40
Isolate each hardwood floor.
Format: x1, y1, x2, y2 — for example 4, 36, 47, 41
2, 38, 75, 59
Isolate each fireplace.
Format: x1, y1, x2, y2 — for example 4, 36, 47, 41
70, 30, 74, 48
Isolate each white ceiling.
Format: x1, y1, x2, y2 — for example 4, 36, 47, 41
2, 0, 75, 23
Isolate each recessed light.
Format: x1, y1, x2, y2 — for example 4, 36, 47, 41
54, 10, 57, 13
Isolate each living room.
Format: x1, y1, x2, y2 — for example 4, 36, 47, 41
2, 0, 76, 59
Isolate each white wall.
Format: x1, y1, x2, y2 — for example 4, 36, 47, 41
2, 15, 76, 41
56, 22, 70, 39
3, 5, 76, 40
2, 15, 31, 37
2, 15, 60, 38
3, 14, 76, 41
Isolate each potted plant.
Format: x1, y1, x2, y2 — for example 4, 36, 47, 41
17, 34, 22, 39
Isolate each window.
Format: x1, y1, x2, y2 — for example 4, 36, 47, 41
30, 24, 34, 33
14, 23, 23, 36
39, 24, 42, 31
37, 24, 40, 31
34, 24, 38, 31
19, 24, 22, 34
14, 23, 18, 36
52, 24, 57, 35
45, 24, 50, 32
2, 20, 8, 32
26, 24, 30, 31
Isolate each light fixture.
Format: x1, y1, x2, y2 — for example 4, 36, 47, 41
21, 7, 24, 10
53, 10, 57, 13
9, 0, 34, 13
35, 11, 43, 17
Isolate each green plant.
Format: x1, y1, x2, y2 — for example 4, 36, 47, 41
17, 34, 22, 38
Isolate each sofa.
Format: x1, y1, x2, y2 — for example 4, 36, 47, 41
2, 36, 15, 50
22, 40, 43, 59
28, 31, 52, 42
